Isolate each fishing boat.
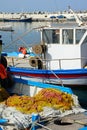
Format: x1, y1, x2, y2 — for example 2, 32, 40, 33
0, 25, 13, 31
1, 9, 87, 87
3, 14, 32, 22
4, 22, 87, 86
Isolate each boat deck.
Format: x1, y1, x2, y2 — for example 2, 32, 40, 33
6, 56, 31, 68
38, 112, 87, 130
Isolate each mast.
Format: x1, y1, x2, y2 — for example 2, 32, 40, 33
68, 6, 83, 26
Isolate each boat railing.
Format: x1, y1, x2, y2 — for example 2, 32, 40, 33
44, 57, 87, 69
6, 56, 87, 69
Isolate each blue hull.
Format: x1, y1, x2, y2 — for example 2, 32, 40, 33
7, 66, 87, 86
3, 18, 32, 22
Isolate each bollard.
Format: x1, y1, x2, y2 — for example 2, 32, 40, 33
0, 118, 8, 130
31, 113, 40, 130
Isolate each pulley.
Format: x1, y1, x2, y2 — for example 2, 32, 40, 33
32, 45, 42, 54
29, 56, 43, 69
29, 56, 38, 67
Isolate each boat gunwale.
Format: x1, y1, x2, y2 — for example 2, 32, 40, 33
7, 66, 87, 74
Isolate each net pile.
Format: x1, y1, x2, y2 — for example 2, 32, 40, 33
5, 88, 74, 114
0, 88, 86, 130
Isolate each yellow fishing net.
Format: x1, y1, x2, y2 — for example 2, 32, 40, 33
5, 88, 74, 114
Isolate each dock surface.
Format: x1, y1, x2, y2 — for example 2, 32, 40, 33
37, 112, 87, 130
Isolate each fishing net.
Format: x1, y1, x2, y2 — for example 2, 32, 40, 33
0, 88, 86, 130
5, 88, 74, 114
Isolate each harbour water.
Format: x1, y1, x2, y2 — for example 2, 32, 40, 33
0, 21, 50, 52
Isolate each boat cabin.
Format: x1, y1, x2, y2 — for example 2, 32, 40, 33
41, 25, 87, 70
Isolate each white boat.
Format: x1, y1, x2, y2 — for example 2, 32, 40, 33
0, 25, 13, 31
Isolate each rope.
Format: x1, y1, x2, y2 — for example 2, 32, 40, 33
3, 28, 34, 49
3, 25, 47, 50
31, 121, 52, 130
11, 31, 30, 48
49, 69, 64, 87
36, 122, 52, 130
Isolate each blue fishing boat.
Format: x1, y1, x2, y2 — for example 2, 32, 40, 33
3, 14, 32, 22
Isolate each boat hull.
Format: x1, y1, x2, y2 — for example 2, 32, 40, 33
7, 67, 87, 86
3, 18, 32, 22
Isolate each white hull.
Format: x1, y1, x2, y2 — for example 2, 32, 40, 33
13, 75, 87, 86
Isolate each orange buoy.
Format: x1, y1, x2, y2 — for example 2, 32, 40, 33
22, 48, 27, 55
18, 47, 27, 54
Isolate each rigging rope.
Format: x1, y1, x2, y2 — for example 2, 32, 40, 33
3, 25, 47, 50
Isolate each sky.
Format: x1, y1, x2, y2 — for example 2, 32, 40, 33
0, 0, 87, 13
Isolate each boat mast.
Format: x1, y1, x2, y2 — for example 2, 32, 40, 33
68, 6, 83, 26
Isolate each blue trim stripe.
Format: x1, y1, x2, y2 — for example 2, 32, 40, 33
14, 77, 73, 94
7, 67, 87, 75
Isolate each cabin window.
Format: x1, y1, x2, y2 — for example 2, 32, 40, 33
52, 30, 60, 43
42, 30, 53, 43
42, 29, 60, 44
62, 29, 73, 44
76, 29, 86, 44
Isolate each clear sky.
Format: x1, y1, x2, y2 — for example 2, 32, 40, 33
0, 0, 87, 13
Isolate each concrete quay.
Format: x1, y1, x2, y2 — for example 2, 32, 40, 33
0, 11, 87, 22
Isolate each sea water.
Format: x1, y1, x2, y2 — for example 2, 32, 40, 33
0, 21, 49, 52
